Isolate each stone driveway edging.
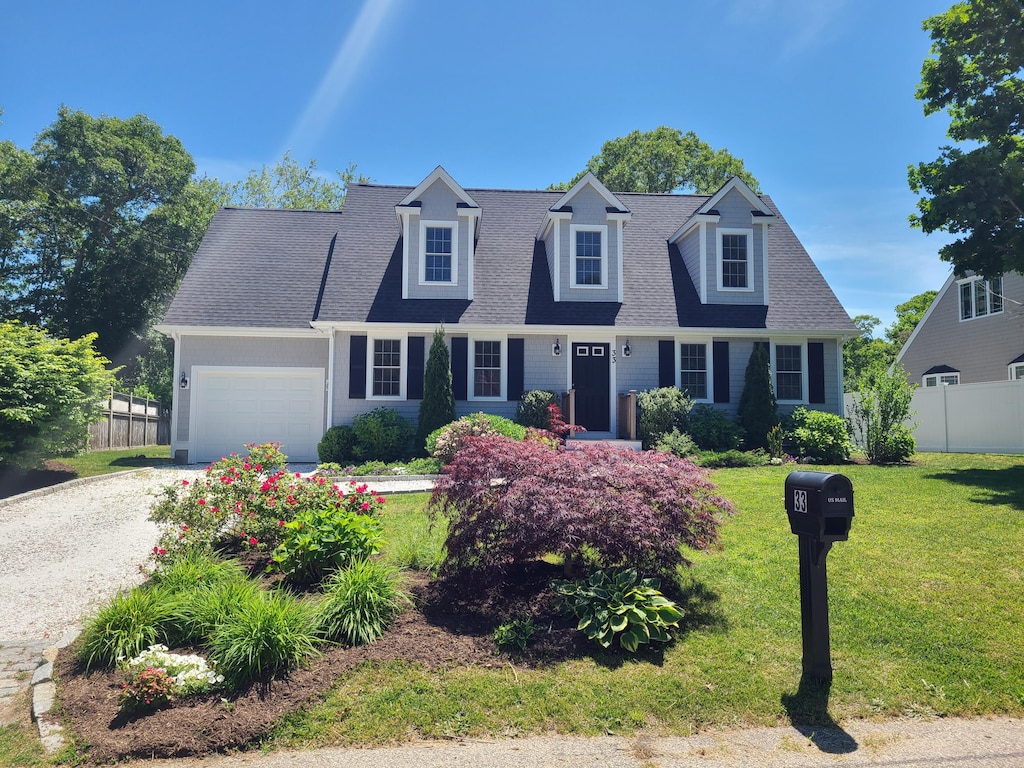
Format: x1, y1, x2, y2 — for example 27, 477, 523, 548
0, 468, 152, 509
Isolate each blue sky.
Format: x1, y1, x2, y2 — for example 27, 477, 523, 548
2, 0, 958, 331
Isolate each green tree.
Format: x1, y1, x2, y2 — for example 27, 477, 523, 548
552, 126, 760, 194
885, 290, 938, 349
0, 322, 116, 470
843, 315, 893, 389
216, 151, 368, 210
847, 362, 917, 464
416, 328, 456, 452
908, 0, 1024, 278
736, 343, 778, 449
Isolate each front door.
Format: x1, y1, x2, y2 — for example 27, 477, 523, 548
572, 343, 610, 431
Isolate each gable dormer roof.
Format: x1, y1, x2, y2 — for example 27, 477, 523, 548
669, 176, 777, 242
539, 172, 631, 238
395, 165, 480, 227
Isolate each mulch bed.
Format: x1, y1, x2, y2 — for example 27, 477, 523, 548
55, 563, 592, 763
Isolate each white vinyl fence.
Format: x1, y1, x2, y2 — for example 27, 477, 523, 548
845, 380, 1024, 454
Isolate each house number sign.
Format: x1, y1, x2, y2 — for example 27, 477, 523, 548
793, 489, 808, 514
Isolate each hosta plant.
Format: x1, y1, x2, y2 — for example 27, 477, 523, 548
493, 617, 536, 653
553, 568, 683, 653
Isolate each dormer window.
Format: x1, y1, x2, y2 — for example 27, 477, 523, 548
419, 220, 458, 286
958, 276, 1002, 321
718, 229, 753, 291
571, 225, 607, 288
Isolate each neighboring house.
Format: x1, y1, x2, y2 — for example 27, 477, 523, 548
896, 271, 1024, 387
158, 167, 857, 464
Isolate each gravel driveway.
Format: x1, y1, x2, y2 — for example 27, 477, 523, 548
0, 468, 202, 641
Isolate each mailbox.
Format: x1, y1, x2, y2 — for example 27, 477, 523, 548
785, 471, 854, 543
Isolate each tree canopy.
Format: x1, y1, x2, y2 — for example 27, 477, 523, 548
908, 0, 1024, 277
841, 290, 939, 388
212, 151, 368, 210
552, 127, 760, 194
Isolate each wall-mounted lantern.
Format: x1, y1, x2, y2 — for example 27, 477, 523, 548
623, 340, 632, 357
179, 372, 190, 389
552, 339, 561, 357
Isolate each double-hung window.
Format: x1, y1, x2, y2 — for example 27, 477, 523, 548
371, 338, 402, 397
472, 339, 503, 399
572, 226, 606, 287
679, 343, 708, 400
775, 344, 803, 401
959, 276, 1003, 321
424, 226, 453, 283
718, 229, 753, 291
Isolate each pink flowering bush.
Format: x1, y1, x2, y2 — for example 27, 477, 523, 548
118, 665, 176, 713
430, 436, 735, 586
425, 413, 527, 464
149, 443, 386, 562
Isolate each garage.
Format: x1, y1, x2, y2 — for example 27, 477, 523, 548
191, 367, 325, 463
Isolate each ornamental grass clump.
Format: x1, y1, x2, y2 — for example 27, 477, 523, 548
315, 558, 410, 646
431, 437, 735, 585
78, 585, 183, 670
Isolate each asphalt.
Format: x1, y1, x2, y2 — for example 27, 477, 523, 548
2, 470, 1023, 766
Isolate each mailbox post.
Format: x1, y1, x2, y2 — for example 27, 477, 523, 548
784, 471, 854, 682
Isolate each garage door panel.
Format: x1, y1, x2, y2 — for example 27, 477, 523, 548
194, 368, 324, 463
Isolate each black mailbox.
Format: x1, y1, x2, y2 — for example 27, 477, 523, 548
785, 471, 854, 543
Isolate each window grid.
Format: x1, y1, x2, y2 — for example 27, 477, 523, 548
721, 234, 748, 288
960, 277, 1003, 320
575, 230, 602, 286
474, 340, 501, 398
679, 343, 708, 400
372, 339, 401, 397
775, 344, 802, 401
424, 226, 452, 283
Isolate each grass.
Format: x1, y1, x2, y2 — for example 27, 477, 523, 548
51, 445, 172, 478
269, 452, 1024, 746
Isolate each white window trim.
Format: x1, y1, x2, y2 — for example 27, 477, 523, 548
771, 340, 807, 404
1010, 363, 1024, 381
676, 339, 712, 403
569, 224, 608, 289
957, 276, 1003, 322
468, 336, 506, 401
418, 220, 459, 287
923, 372, 960, 387
367, 334, 407, 400
717, 227, 755, 293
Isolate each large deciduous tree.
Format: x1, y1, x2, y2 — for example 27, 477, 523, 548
908, 0, 1024, 277
215, 151, 368, 210
553, 126, 760, 194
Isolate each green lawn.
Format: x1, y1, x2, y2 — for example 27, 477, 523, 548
271, 452, 1024, 747
52, 445, 172, 478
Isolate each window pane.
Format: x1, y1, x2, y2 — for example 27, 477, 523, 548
576, 230, 601, 257
424, 227, 452, 282
924, 376, 937, 387
576, 257, 602, 285
473, 340, 501, 397
991, 277, 1003, 313
679, 343, 707, 399
372, 339, 401, 396
960, 282, 973, 320
776, 345, 802, 400
721, 234, 748, 288
974, 279, 989, 316
426, 227, 451, 254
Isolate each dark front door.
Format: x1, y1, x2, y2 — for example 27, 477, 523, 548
572, 343, 610, 431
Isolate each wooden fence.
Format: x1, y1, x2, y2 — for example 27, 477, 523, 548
87, 390, 170, 451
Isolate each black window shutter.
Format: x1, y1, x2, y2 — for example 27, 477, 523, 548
451, 337, 468, 401
658, 340, 675, 388
808, 342, 826, 404
713, 341, 730, 403
407, 336, 425, 400
507, 338, 524, 401
349, 335, 367, 400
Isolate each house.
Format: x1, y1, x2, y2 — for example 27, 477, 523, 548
896, 271, 1024, 387
158, 167, 858, 464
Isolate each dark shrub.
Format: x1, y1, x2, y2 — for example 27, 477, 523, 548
352, 407, 415, 463
736, 344, 778, 449
693, 450, 769, 468
686, 404, 743, 451
637, 387, 692, 449
416, 328, 456, 454
515, 390, 559, 429
318, 425, 356, 464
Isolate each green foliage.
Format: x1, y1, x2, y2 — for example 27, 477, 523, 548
885, 291, 938, 349
380, 499, 448, 574
553, 126, 761, 194
908, 0, 1024, 277
686, 404, 743, 451
515, 390, 559, 429
209, 589, 320, 687
736, 344, 778, 450
271, 505, 384, 584
77, 585, 182, 670
118, 666, 176, 713
637, 387, 692, 449
554, 568, 682, 652
352, 408, 416, 463
417, 328, 456, 452
493, 618, 536, 654
149, 550, 248, 593
177, 578, 264, 644
212, 150, 367, 211
766, 424, 784, 460
0, 322, 116, 470
426, 412, 527, 464
315, 559, 409, 646
318, 425, 356, 465
693, 450, 769, 469
655, 428, 697, 458
847, 363, 918, 464
787, 407, 853, 463
843, 315, 894, 389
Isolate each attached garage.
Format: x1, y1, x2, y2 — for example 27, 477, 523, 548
190, 367, 325, 463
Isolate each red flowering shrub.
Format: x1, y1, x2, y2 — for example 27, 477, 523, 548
430, 436, 734, 585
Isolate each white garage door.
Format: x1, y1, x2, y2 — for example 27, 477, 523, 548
193, 368, 324, 463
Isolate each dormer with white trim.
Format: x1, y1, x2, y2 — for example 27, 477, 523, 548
669, 177, 776, 306
395, 166, 480, 301
538, 173, 632, 303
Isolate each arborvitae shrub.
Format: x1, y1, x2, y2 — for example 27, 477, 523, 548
736, 344, 778, 449
416, 328, 456, 454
